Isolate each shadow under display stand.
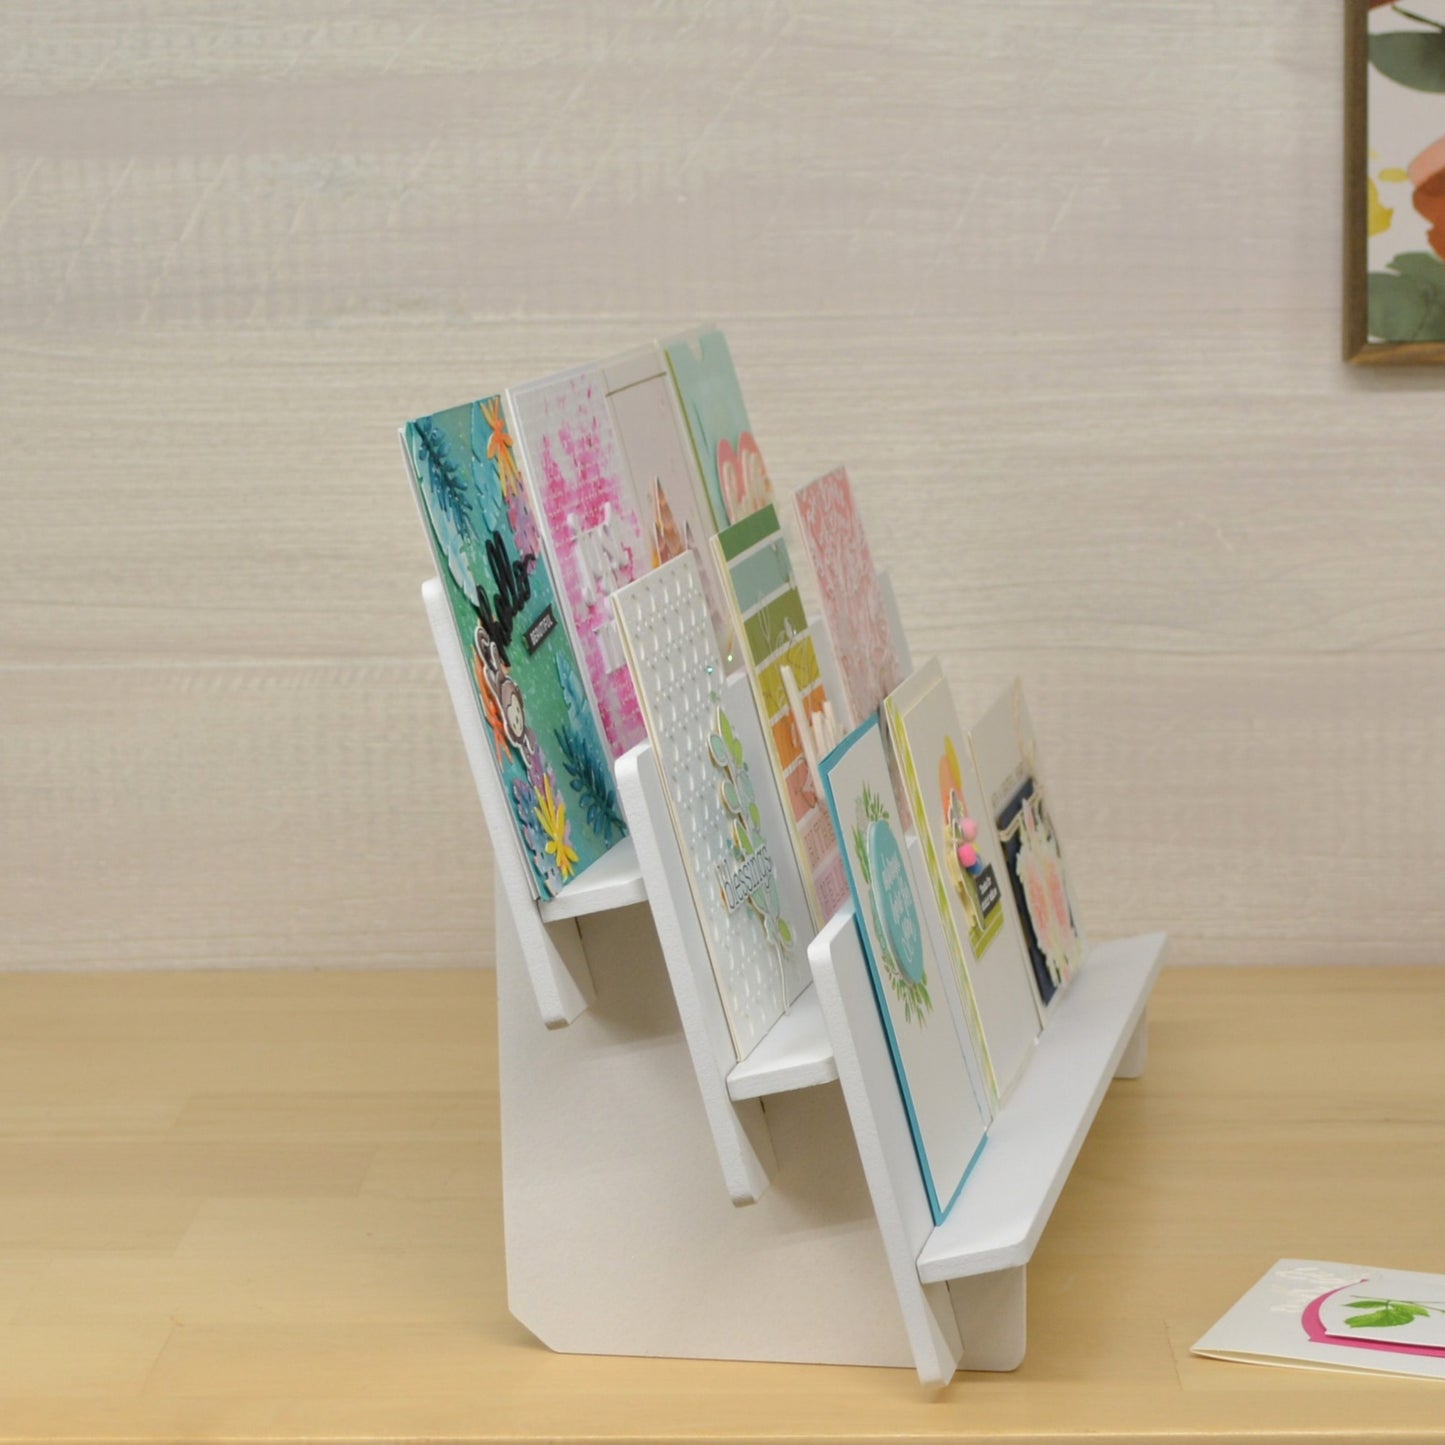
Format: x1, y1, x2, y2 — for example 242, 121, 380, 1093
422, 573, 1166, 1388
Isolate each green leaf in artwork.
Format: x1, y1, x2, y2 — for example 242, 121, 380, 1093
1370, 32, 1445, 93
708, 733, 730, 770
720, 778, 741, 816
1368, 252, 1445, 341
1345, 1303, 1429, 1328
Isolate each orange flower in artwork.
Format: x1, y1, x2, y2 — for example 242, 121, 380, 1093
1410, 135, 1445, 262
481, 397, 522, 499
473, 646, 512, 763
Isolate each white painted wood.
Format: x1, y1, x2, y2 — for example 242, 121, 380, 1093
916, 931, 1169, 1285
536, 837, 647, 923
610, 611, 874, 1195
495, 871, 915, 1370
725, 986, 836, 1102
614, 734, 776, 1205
948, 1266, 1028, 1374
808, 910, 1165, 1381
1115, 1013, 1150, 1081
422, 578, 594, 1026
806, 906, 965, 1387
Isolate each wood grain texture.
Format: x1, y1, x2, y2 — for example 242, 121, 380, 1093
1, 964, 1444, 1439
3, 2, 1445, 969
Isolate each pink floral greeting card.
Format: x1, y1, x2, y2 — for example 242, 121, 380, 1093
793, 466, 903, 729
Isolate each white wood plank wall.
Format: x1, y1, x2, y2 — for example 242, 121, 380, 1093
3, 2, 1441, 970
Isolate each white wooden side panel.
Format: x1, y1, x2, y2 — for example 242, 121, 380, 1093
807, 907, 965, 1387
422, 578, 594, 1025
615, 738, 776, 1205
496, 873, 915, 1369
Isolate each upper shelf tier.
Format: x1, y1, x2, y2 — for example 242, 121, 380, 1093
537, 837, 648, 922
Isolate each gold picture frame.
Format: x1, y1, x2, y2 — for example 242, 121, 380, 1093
1347, 0, 1445, 362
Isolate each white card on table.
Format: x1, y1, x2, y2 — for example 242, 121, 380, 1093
1194, 1260, 1445, 1382
612, 551, 811, 1061
820, 717, 989, 1224
885, 662, 1041, 1106
968, 681, 1084, 1016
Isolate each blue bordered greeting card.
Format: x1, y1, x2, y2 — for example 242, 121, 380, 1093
819, 716, 989, 1223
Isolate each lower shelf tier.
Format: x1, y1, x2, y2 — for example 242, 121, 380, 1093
808, 915, 1166, 1385
916, 930, 1167, 1283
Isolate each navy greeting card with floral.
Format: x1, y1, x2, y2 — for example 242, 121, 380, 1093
403, 395, 626, 900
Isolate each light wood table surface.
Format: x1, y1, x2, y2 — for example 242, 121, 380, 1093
0, 963, 1442, 1443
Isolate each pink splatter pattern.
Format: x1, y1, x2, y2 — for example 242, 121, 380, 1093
515, 372, 648, 758
794, 466, 902, 729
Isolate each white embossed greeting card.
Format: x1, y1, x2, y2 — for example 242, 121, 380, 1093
612, 551, 811, 1061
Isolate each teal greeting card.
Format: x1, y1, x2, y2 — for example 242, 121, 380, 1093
403, 396, 626, 900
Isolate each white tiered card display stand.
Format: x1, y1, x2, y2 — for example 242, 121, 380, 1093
423, 575, 1167, 1388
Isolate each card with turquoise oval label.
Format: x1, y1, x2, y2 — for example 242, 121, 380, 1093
819, 716, 990, 1224
867, 820, 926, 985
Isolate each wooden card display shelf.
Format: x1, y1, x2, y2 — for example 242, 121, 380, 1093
422, 574, 1165, 1388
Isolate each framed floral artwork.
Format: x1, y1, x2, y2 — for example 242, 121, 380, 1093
1348, 0, 1445, 361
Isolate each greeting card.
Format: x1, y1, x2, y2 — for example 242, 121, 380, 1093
664, 328, 774, 531
968, 682, 1084, 1014
885, 662, 1041, 1107
819, 718, 989, 1223
713, 505, 850, 929
793, 466, 903, 728
507, 366, 648, 760
612, 552, 811, 1060
1194, 1260, 1445, 1382
599, 344, 738, 669
403, 397, 627, 901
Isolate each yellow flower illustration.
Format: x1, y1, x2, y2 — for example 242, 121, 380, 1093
536, 772, 579, 880
1368, 177, 1394, 237
481, 397, 522, 499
